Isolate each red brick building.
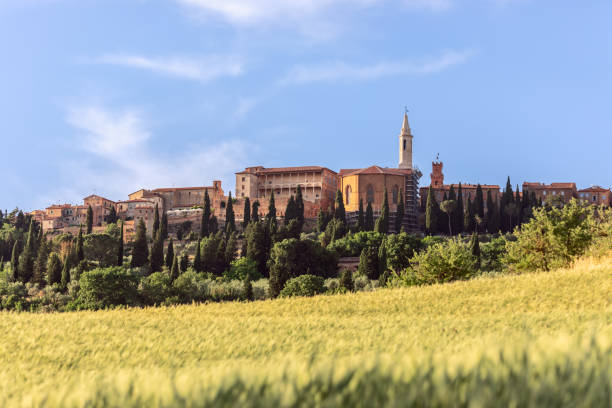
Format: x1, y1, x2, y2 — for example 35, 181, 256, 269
522, 182, 577, 205
577, 186, 611, 206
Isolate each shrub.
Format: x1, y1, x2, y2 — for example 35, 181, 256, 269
75, 267, 140, 310
139, 272, 173, 305
504, 200, 596, 272
172, 270, 210, 303
327, 231, 385, 257
357, 247, 378, 280
324, 278, 340, 293
225, 257, 261, 281
251, 279, 269, 300
269, 239, 337, 297
354, 275, 376, 292
279, 275, 325, 298
383, 233, 423, 271
339, 269, 354, 292
394, 238, 476, 286
480, 236, 507, 272
208, 280, 244, 302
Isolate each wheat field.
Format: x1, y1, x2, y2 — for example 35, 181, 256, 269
1, 255, 612, 407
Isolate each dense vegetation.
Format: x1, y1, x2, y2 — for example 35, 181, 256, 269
0, 190, 610, 311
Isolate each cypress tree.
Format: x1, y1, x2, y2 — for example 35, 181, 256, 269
455, 184, 464, 234
33, 239, 49, 286
170, 254, 179, 282
333, 190, 346, 224
295, 185, 305, 230
515, 186, 522, 226
243, 272, 254, 301
501, 177, 514, 233
243, 197, 251, 228
378, 237, 388, 277
486, 191, 500, 233
180, 252, 189, 272
106, 206, 118, 224
464, 196, 475, 233
266, 191, 277, 225
209, 216, 219, 234
149, 229, 164, 272
86, 205, 93, 234
46, 253, 62, 286
152, 203, 160, 235
357, 199, 365, 231
425, 186, 438, 235
193, 240, 202, 272
246, 220, 271, 278
284, 195, 296, 225
394, 189, 404, 233
10, 241, 20, 282
358, 247, 378, 280
316, 209, 328, 233
160, 212, 168, 240
116, 221, 124, 266
225, 233, 237, 266
201, 189, 211, 238
76, 226, 84, 262
251, 200, 260, 222
470, 232, 481, 270
225, 192, 235, 233
475, 184, 485, 219
364, 202, 374, 231
18, 247, 34, 283
61, 252, 71, 289
130, 219, 148, 268
165, 239, 174, 269
374, 188, 389, 234
339, 268, 354, 292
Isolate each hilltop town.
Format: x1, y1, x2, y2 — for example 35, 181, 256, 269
28, 113, 611, 241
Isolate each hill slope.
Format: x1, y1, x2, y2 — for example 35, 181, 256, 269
1, 255, 612, 406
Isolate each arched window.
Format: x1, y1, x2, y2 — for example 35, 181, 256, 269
392, 185, 399, 205
345, 185, 352, 205
366, 184, 374, 204
403, 139, 406, 151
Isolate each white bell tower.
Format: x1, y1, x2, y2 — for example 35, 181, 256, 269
398, 109, 413, 169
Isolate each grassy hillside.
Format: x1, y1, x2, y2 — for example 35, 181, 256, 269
1, 255, 612, 407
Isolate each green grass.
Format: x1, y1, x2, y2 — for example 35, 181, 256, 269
1, 255, 612, 407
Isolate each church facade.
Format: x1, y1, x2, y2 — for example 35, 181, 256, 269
339, 112, 421, 232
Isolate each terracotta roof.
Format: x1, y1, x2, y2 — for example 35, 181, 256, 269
83, 194, 116, 203
578, 186, 610, 193
46, 204, 73, 209
523, 182, 577, 189
117, 199, 153, 203
152, 186, 212, 192
339, 166, 412, 177
236, 166, 336, 175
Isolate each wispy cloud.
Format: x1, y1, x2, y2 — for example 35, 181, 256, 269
63, 105, 247, 200
175, 0, 452, 25
279, 49, 476, 85
94, 54, 245, 81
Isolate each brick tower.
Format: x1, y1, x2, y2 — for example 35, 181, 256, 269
431, 160, 444, 187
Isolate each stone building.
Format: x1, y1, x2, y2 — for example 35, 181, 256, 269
339, 112, 420, 232
235, 166, 339, 212
129, 181, 224, 212
577, 186, 610, 206
83, 195, 116, 227
522, 182, 577, 205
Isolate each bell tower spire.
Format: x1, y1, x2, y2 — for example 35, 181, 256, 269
398, 108, 413, 169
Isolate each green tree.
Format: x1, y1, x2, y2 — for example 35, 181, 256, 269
225, 192, 236, 233
243, 197, 251, 228
440, 200, 457, 236
201, 189, 211, 238
61, 251, 71, 289
316, 209, 330, 233
170, 255, 179, 282
243, 273, 254, 301
76, 226, 84, 262
339, 269, 354, 292
395, 190, 404, 233
10, 240, 21, 282
117, 221, 124, 266
152, 203, 160, 235
333, 190, 346, 224
246, 221, 272, 278
295, 185, 305, 231
454, 184, 464, 234
193, 240, 202, 272
251, 200, 260, 223
475, 184, 485, 219
130, 219, 149, 268
284, 195, 296, 225
470, 233, 481, 270
266, 191, 277, 227
378, 236, 388, 277
464, 196, 475, 233
180, 252, 189, 272
46, 252, 62, 285
149, 229, 164, 273
84, 234, 119, 267
374, 188, 389, 234
357, 199, 365, 231
165, 239, 174, 269
225, 233, 238, 266
86, 205, 93, 234
18, 222, 35, 282
33, 239, 49, 286
106, 206, 118, 224
364, 202, 374, 231
209, 215, 219, 234
160, 212, 168, 240
358, 246, 378, 280
486, 191, 500, 233
425, 186, 439, 235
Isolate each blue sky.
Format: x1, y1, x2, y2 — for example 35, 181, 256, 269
1, 0, 611, 211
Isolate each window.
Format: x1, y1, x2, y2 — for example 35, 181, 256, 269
392, 185, 399, 204
242, 177, 245, 182
345, 185, 352, 205
543, 191, 547, 196
593, 196, 597, 202
561, 191, 565, 196
366, 184, 374, 204
403, 139, 406, 151
552, 191, 556, 195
